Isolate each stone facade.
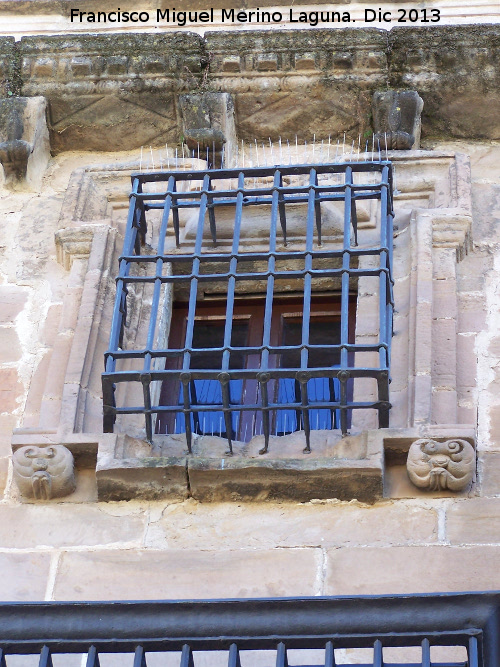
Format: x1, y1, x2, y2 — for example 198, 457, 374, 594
0, 18, 499, 661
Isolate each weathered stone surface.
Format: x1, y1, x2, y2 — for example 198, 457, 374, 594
325, 546, 500, 595
96, 457, 189, 501
0, 37, 17, 96
478, 452, 500, 496
0, 552, 51, 601
145, 500, 438, 549
457, 292, 487, 334
0, 0, 350, 12
188, 457, 383, 503
0, 414, 17, 457
471, 183, 500, 245
0, 26, 496, 159
206, 29, 387, 142
13, 444, 76, 500
406, 439, 475, 492
179, 92, 237, 166
446, 498, 500, 544
0, 504, 146, 548
456, 333, 477, 390
0, 456, 9, 497
54, 548, 318, 600
13, 195, 64, 280
389, 26, 500, 140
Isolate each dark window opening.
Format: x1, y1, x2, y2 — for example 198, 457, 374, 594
157, 297, 354, 442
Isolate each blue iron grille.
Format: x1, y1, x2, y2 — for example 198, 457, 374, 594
103, 161, 394, 453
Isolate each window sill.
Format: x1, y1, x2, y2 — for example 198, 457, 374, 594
12, 426, 475, 502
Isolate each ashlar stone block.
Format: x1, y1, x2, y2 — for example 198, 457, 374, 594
325, 545, 500, 595
54, 548, 319, 600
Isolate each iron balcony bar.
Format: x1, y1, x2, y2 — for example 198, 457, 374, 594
0, 593, 497, 665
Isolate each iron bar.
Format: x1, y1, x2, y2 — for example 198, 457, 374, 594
39, 647, 52, 667
228, 644, 241, 667
325, 641, 336, 667
86, 645, 100, 667
276, 643, 288, 667
180, 645, 194, 667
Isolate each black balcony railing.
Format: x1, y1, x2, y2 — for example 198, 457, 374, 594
0, 593, 497, 666
103, 162, 394, 450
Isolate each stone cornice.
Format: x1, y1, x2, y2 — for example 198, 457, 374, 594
20, 32, 204, 91
1, 26, 498, 149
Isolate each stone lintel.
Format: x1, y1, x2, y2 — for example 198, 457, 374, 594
0, 26, 495, 154
95, 454, 383, 503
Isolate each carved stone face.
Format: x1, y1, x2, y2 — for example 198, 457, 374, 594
406, 438, 475, 492
12, 446, 76, 500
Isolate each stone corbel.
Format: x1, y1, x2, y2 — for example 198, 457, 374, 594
179, 92, 237, 167
12, 444, 76, 500
0, 96, 50, 188
372, 90, 423, 150
406, 438, 475, 492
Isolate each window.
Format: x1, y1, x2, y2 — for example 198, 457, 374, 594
157, 296, 355, 449
103, 161, 394, 453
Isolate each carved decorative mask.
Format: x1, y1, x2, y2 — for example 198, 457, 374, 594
406, 439, 475, 492
12, 445, 76, 500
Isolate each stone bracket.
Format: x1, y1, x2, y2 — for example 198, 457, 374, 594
406, 438, 475, 492
179, 92, 237, 167
0, 96, 49, 188
372, 90, 424, 150
12, 443, 76, 500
